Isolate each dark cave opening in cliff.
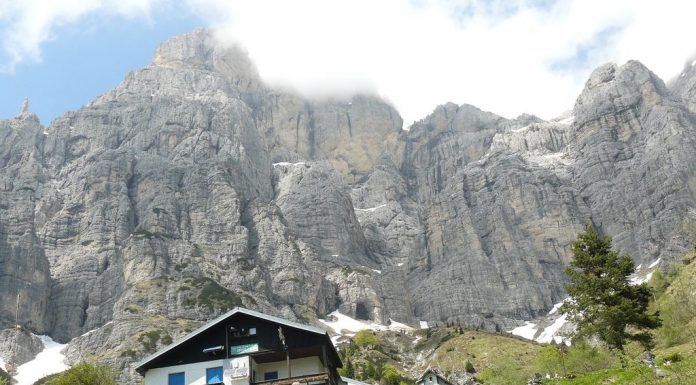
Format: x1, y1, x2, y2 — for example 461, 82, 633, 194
355, 302, 370, 321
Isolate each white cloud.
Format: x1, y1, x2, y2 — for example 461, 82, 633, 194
3, 0, 696, 124
190, 0, 696, 123
0, 0, 156, 72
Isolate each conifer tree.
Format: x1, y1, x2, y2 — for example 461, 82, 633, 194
560, 225, 661, 351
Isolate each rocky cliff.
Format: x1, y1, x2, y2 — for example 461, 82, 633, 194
1, 29, 696, 383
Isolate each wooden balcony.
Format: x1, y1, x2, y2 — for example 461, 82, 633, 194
252, 372, 330, 385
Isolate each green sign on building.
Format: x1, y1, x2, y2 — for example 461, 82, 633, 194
230, 343, 259, 355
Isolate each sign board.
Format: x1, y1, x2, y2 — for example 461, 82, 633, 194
225, 367, 249, 379
230, 343, 258, 355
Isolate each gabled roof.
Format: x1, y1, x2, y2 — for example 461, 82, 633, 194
417, 367, 452, 385
134, 307, 334, 372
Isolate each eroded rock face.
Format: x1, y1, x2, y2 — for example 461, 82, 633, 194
2, 28, 696, 384
570, 61, 696, 265
394, 106, 588, 328
668, 59, 696, 114
0, 112, 52, 334
0, 329, 43, 367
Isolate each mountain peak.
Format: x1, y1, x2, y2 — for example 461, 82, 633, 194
151, 28, 260, 82
573, 60, 670, 128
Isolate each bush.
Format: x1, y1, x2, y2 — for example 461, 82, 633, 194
0, 368, 10, 385
564, 343, 618, 374
44, 362, 117, 385
662, 352, 683, 363
354, 330, 379, 348
32, 373, 61, 385
338, 356, 355, 378
363, 362, 376, 380
381, 364, 410, 385
183, 278, 243, 311
465, 361, 475, 374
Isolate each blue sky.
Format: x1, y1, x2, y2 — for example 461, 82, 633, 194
1, 1, 695, 126
0, 10, 203, 124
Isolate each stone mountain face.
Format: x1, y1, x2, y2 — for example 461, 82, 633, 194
1, 28, 696, 383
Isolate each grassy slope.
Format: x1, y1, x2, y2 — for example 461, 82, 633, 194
424, 330, 542, 384
340, 327, 543, 385
341, 252, 696, 385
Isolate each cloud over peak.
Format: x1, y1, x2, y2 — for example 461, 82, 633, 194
2, 0, 696, 124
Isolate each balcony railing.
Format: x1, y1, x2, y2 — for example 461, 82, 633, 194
252, 372, 330, 385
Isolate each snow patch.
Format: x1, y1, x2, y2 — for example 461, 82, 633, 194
692, 59, 696, 66
630, 259, 660, 285
419, 321, 429, 329
511, 125, 530, 133
330, 334, 345, 346
387, 319, 413, 331
319, 311, 412, 338
397, 263, 404, 267
510, 299, 571, 345
630, 271, 654, 285
511, 321, 538, 340
0, 357, 5, 371
412, 335, 423, 345
355, 204, 387, 212
14, 335, 69, 385
80, 321, 112, 338
548, 302, 564, 315
648, 258, 661, 269
273, 162, 305, 167
536, 314, 569, 344
371, 269, 382, 274
558, 115, 574, 125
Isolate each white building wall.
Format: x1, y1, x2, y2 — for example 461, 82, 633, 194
253, 356, 324, 381
144, 356, 251, 385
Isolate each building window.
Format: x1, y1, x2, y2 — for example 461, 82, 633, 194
264, 371, 279, 381
168, 372, 185, 385
207, 367, 224, 384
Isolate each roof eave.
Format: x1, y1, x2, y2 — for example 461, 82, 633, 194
133, 307, 334, 373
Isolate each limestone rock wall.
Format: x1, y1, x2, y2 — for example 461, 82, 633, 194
1, 28, 696, 384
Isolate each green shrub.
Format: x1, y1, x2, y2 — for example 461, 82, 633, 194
354, 330, 379, 348
0, 368, 10, 385
32, 372, 60, 385
564, 342, 618, 374
138, 329, 172, 352
124, 304, 141, 314
662, 352, 683, 363
338, 356, 355, 378
44, 362, 117, 385
119, 349, 138, 358
465, 360, 475, 374
183, 278, 243, 311
382, 364, 401, 385
363, 362, 376, 380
